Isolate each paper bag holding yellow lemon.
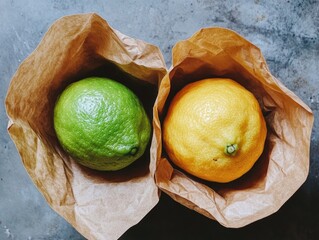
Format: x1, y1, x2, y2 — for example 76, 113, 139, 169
152, 28, 313, 227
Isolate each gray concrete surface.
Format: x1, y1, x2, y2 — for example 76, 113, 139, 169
1, 0, 318, 239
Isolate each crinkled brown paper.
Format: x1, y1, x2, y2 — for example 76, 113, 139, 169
5, 13, 166, 240
5, 13, 314, 240
152, 28, 314, 228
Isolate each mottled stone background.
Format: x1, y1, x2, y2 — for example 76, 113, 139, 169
0, 0, 318, 239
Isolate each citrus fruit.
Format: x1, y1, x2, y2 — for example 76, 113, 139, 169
163, 78, 267, 183
54, 77, 151, 171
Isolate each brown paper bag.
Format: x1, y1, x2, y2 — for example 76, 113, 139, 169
5, 13, 166, 240
152, 27, 314, 227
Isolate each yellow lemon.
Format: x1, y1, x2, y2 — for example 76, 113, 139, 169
163, 78, 267, 183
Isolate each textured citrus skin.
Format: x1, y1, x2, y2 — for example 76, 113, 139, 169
54, 77, 151, 171
163, 78, 267, 183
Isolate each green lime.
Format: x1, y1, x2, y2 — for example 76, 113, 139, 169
53, 77, 151, 171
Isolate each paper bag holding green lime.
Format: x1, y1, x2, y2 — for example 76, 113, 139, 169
6, 13, 166, 240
